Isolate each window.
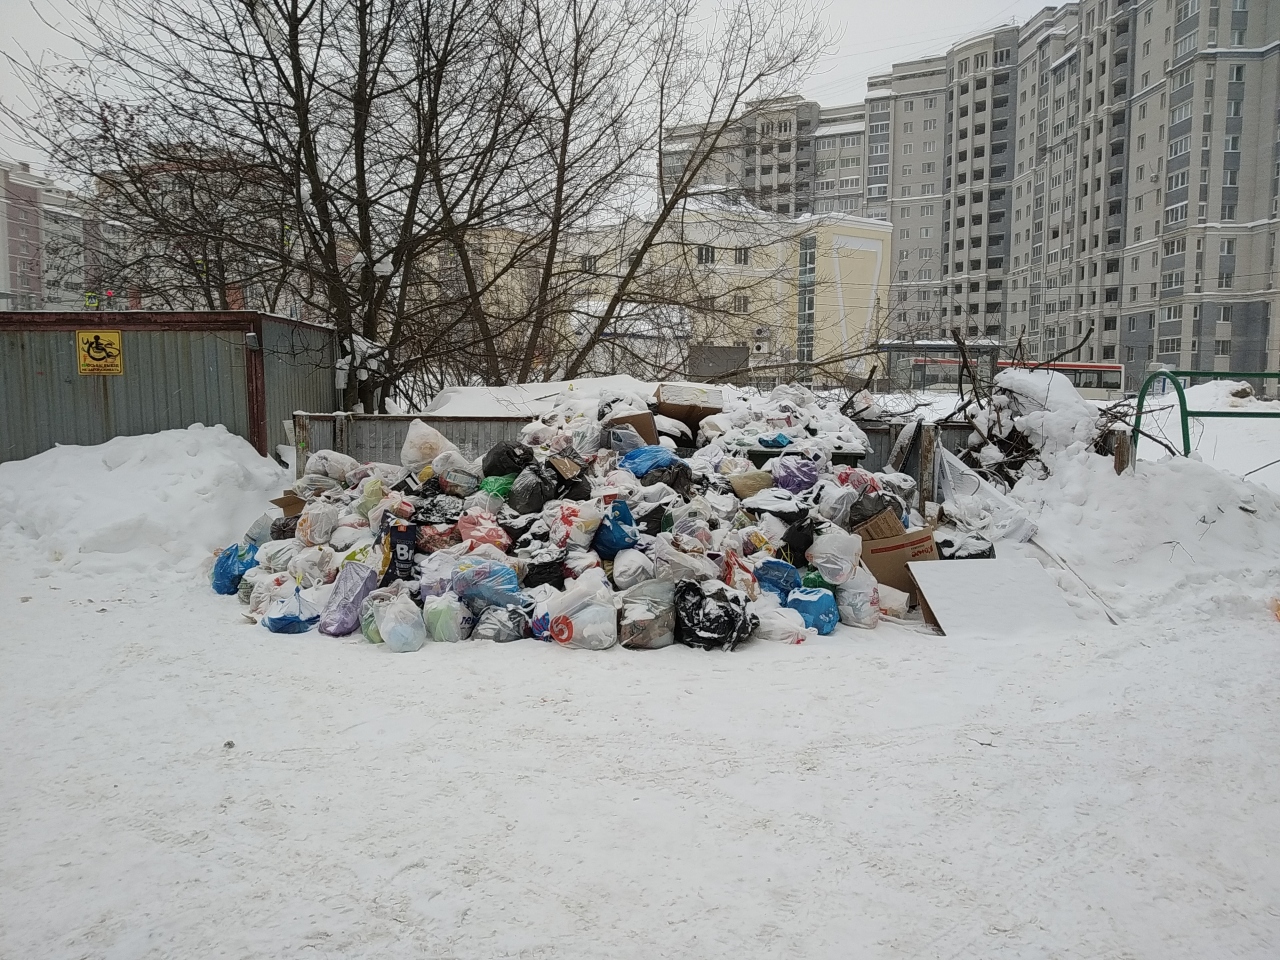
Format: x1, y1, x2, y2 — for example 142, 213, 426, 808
923, 118, 938, 132
1227, 100, 1243, 117
1169, 136, 1191, 158
838, 177, 860, 189
1164, 238, 1187, 256
696, 244, 716, 265
1229, 64, 1245, 82
920, 204, 934, 216
1166, 202, 1188, 224
817, 137, 836, 150
1231, 30, 1246, 46
1220, 238, 1236, 256
1225, 135, 1241, 152
1175, 32, 1198, 59
580, 255, 598, 273
901, 165, 913, 177
869, 143, 889, 156
868, 122, 890, 135
868, 185, 888, 198
921, 162, 935, 174
902, 122, 914, 134
903, 100, 915, 113
1162, 270, 1185, 288
1159, 337, 1183, 354
1222, 204, 1237, 220
868, 164, 888, 177
734, 247, 750, 266
1170, 102, 1192, 125
732, 295, 750, 314
923, 140, 937, 153
1218, 270, 1234, 287
839, 156, 860, 168
1173, 67, 1194, 91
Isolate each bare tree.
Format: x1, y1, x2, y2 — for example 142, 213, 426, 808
7, 0, 827, 407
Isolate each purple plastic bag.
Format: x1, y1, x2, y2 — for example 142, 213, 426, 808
772, 455, 820, 494
318, 561, 379, 636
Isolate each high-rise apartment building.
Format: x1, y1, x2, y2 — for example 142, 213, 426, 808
668, 0, 1280, 391
1, 159, 91, 311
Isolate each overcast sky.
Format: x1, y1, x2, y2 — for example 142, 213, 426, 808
0, 0, 1058, 173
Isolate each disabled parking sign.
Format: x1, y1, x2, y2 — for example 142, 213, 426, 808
77, 330, 124, 375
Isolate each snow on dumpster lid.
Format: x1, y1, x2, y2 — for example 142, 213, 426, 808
422, 375, 659, 419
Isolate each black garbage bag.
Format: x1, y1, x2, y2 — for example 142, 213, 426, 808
557, 474, 593, 501
509, 463, 560, 515
270, 515, 299, 540
776, 515, 819, 568
674, 579, 759, 651
935, 531, 997, 560
642, 460, 695, 498
499, 511, 540, 543
631, 501, 668, 537
411, 494, 465, 525
482, 441, 534, 478
846, 490, 893, 527
522, 551, 567, 589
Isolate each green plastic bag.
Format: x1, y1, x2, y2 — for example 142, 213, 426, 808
479, 473, 516, 498
801, 569, 834, 592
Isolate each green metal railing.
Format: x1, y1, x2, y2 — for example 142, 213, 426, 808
1132, 370, 1280, 457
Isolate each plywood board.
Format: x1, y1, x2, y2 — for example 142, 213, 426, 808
906, 558, 1082, 637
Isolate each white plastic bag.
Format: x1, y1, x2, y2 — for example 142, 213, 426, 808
306, 449, 361, 481
422, 591, 476, 642
256, 538, 301, 573
805, 532, 863, 586
835, 565, 880, 629
611, 548, 654, 590
288, 545, 337, 588
400, 419, 459, 473
379, 593, 429, 652
752, 605, 811, 644
297, 501, 340, 546
532, 579, 617, 650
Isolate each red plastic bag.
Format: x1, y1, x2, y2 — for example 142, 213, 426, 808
456, 511, 512, 551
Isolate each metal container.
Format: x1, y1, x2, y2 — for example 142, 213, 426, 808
0, 311, 338, 463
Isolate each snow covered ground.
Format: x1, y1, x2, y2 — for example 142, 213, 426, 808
3, 426, 1280, 958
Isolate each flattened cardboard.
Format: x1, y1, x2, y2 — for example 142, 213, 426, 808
906, 558, 1082, 637
604, 411, 659, 446
269, 491, 307, 518
549, 456, 583, 480
860, 527, 939, 601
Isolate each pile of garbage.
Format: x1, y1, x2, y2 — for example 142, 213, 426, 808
210, 383, 928, 652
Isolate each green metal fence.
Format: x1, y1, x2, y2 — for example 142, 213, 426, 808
1131, 370, 1280, 457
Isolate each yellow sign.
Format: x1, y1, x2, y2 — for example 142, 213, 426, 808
77, 330, 124, 376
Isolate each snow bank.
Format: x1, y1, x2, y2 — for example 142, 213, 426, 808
0, 424, 287, 578
1139, 379, 1280, 490
1010, 447, 1280, 620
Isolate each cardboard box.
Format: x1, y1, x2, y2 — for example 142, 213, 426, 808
269, 491, 307, 518
853, 507, 907, 541
604, 411, 659, 446
656, 382, 724, 439
860, 527, 939, 601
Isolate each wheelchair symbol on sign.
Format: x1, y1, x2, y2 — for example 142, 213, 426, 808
81, 334, 121, 363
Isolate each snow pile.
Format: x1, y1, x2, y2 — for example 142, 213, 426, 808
1139, 379, 1280, 490
1010, 447, 1280, 620
986, 368, 1100, 455
0, 424, 287, 577
700, 383, 869, 455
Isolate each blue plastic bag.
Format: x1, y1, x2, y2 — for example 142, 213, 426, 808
592, 500, 640, 560
754, 558, 802, 602
757, 433, 792, 449
786, 587, 839, 635
619, 445, 681, 478
263, 586, 321, 634
450, 558, 522, 612
211, 542, 258, 595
